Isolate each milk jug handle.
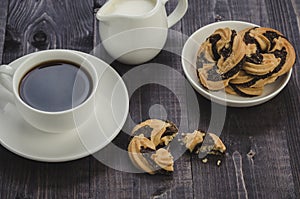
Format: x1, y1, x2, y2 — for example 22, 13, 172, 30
166, 0, 188, 28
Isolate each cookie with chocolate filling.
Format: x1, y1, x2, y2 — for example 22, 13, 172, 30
242, 27, 295, 77
225, 83, 264, 97
182, 130, 226, 155
128, 134, 174, 175
131, 119, 178, 148
228, 27, 296, 97
197, 27, 246, 90
225, 69, 278, 97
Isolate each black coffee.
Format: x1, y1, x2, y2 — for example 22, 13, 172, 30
19, 61, 93, 112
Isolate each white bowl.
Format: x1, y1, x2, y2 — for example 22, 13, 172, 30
181, 21, 292, 107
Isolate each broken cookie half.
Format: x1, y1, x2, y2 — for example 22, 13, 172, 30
131, 119, 178, 148
182, 130, 226, 155
128, 134, 174, 175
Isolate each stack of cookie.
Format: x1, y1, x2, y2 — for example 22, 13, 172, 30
197, 27, 296, 97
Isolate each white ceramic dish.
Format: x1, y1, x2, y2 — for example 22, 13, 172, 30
0, 51, 129, 162
181, 21, 292, 107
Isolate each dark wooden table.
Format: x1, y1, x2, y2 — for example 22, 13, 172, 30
0, 0, 299, 198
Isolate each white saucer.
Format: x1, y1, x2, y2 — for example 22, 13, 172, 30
181, 21, 292, 107
0, 50, 129, 162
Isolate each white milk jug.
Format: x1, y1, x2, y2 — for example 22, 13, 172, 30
96, 0, 188, 65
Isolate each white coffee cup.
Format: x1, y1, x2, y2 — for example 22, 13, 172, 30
0, 50, 98, 133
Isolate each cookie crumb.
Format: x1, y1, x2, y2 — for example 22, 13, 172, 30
217, 160, 221, 166
247, 150, 256, 158
202, 158, 208, 164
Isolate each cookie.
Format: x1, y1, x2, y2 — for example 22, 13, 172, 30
225, 83, 264, 97
128, 134, 174, 175
227, 27, 296, 96
131, 119, 178, 148
197, 27, 246, 90
243, 27, 295, 75
182, 130, 226, 155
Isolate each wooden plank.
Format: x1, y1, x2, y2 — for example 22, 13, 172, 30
0, 0, 299, 198
0, 0, 94, 198
291, 0, 300, 20
262, 1, 300, 197
0, 154, 91, 199
182, 0, 299, 198
190, 104, 296, 199
3, 0, 94, 64
266, 0, 300, 198
182, 0, 236, 198
90, 1, 194, 198
0, 0, 9, 64
94, 0, 107, 8
90, 153, 194, 199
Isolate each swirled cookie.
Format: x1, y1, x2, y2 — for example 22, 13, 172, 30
128, 134, 174, 175
197, 28, 246, 90
128, 119, 178, 174
182, 130, 226, 155
226, 27, 296, 96
131, 119, 178, 148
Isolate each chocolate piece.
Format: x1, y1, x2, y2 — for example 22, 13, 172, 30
243, 27, 259, 45
245, 51, 263, 64
222, 56, 245, 79
220, 30, 237, 60
209, 34, 222, 61
263, 31, 281, 50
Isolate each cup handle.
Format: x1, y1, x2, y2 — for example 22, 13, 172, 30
166, 0, 188, 28
0, 65, 15, 104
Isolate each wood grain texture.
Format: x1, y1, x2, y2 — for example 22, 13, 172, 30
183, 0, 300, 198
3, 0, 94, 64
90, 2, 195, 197
291, 0, 300, 31
0, 150, 91, 199
264, 0, 300, 197
0, 0, 9, 64
0, 0, 300, 198
0, 0, 94, 199
94, 0, 107, 8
